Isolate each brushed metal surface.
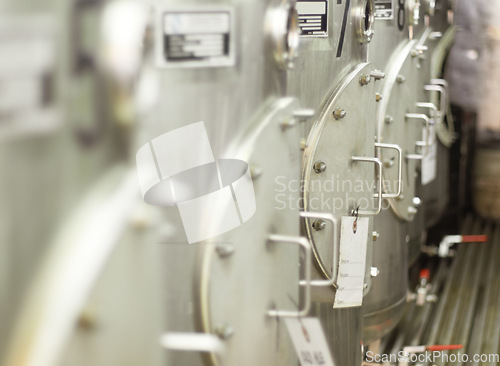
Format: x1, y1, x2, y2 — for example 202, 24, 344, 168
195, 98, 303, 366
301, 63, 378, 298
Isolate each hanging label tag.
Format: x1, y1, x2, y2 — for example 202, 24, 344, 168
421, 125, 437, 185
333, 216, 368, 308
374, 0, 394, 19
156, 9, 234, 68
285, 317, 335, 366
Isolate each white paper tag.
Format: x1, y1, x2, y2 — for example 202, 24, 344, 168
421, 125, 437, 185
333, 216, 368, 308
285, 317, 335, 366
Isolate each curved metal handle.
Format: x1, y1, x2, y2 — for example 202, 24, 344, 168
351, 156, 383, 215
416, 102, 438, 124
375, 143, 403, 198
266, 235, 311, 318
300, 212, 339, 287
406, 113, 430, 160
424, 84, 446, 124
160, 333, 226, 355
431, 79, 449, 123
416, 103, 438, 147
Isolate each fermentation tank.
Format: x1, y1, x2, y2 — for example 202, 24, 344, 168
2, 0, 497, 366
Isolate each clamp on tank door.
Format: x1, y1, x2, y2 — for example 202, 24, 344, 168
407, 0, 421, 26
300, 212, 339, 288
422, 0, 436, 17
405, 113, 431, 160
266, 235, 312, 318
266, 0, 300, 69
98, 0, 151, 126
351, 157, 383, 215
375, 143, 403, 198
355, 0, 375, 44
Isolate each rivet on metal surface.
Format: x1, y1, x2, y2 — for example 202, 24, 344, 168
216, 243, 235, 258
412, 197, 422, 207
250, 165, 263, 180
333, 108, 347, 120
312, 219, 327, 231
313, 161, 327, 173
370, 267, 380, 277
408, 206, 418, 215
300, 138, 307, 150
215, 324, 235, 340
384, 158, 395, 168
372, 231, 380, 241
375, 93, 383, 102
396, 75, 406, 84
385, 116, 394, 124
280, 118, 297, 130
78, 308, 97, 330
360, 74, 371, 86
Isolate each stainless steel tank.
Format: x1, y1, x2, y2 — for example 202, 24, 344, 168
362, 1, 439, 340
287, 1, 385, 364
362, 0, 452, 342
0, 0, 140, 359
422, 9, 455, 228
134, 1, 311, 365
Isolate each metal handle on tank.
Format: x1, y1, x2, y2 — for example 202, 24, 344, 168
424, 83, 446, 124
266, 235, 312, 318
300, 212, 339, 288
351, 156, 383, 215
406, 113, 431, 160
375, 143, 403, 198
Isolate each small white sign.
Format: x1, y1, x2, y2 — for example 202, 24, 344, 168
285, 317, 335, 366
421, 125, 437, 185
156, 8, 235, 68
333, 216, 368, 308
374, 0, 394, 20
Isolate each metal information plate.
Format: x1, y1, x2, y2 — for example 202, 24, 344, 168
333, 216, 368, 308
285, 318, 335, 366
157, 9, 234, 68
374, 0, 394, 19
297, 0, 328, 37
